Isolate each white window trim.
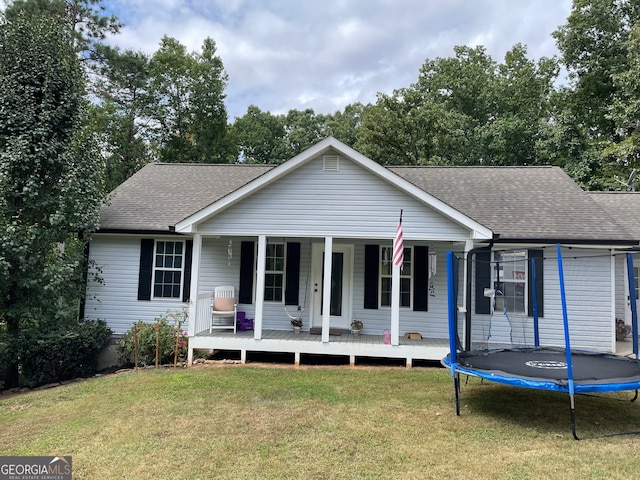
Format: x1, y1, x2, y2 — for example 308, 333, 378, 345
380, 245, 412, 309
492, 250, 528, 315
263, 241, 286, 303
151, 239, 185, 300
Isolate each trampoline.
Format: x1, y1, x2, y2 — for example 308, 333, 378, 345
442, 245, 640, 439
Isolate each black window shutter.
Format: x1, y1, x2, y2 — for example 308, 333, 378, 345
475, 250, 491, 314
182, 240, 193, 302
138, 239, 154, 301
413, 246, 428, 311
364, 244, 379, 309
238, 241, 255, 304
528, 249, 544, 317
285, 242, 301, 305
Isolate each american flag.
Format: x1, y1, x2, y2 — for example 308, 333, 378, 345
393, 210, 404, 272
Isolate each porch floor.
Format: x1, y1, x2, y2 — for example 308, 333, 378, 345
190, 329, 450, 367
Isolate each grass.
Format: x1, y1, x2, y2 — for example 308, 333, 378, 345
2, 362, 640, 479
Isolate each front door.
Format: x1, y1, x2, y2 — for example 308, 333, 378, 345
310, 243, 353, 330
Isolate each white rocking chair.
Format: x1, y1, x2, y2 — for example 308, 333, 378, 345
210, 286, 237, 333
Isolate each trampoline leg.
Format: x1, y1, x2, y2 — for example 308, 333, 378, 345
569, 394, 580, 441
454, 373, 461, 416
632, 390, 638, 403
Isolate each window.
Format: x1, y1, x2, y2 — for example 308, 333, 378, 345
493, 250, 527, 314
264, 242, 285, 302
380, 246, 412, 307
152, 240, 184, 299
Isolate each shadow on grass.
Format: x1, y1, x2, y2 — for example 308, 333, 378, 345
456, 376, 640, 439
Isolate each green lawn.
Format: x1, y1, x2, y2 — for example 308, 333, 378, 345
1, 363, 640, 479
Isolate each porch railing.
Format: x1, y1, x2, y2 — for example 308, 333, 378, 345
194, 291, 213, 335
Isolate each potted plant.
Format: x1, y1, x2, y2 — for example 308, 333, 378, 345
616, 318, 631, 341
350, 318, 363, 335
291, 317, 303, 333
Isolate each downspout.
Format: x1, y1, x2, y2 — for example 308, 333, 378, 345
464, 238, 495, 351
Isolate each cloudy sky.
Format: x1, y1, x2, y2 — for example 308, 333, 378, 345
104, 0, 573, 121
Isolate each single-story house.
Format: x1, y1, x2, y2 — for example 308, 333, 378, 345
84, 137, 640, 367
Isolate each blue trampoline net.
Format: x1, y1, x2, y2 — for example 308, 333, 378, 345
446, 246, 639, 356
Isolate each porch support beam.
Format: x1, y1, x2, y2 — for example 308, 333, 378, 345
322, 236, 333, 343
391, 262, 400, 345
187, 233, 202, 365
254, 235, 267, 340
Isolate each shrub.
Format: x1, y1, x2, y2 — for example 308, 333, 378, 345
19, 319, 112, 387
116, 310, 188, 367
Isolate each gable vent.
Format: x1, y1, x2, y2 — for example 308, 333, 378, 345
323, 155, 340, 172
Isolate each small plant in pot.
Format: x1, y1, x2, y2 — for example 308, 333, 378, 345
291, 317, 303, 332
616, 318, 631, 341
350, 318, 363, 335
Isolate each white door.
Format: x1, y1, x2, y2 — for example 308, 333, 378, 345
310, 243, 353, 330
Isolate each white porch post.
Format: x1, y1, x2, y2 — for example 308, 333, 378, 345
391, 261, 400, 346
187, 233, 202, 364
321, 236, 333, 343
254, 235, 267, 340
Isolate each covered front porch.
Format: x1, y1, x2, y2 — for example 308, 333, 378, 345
189, 328, 450, 367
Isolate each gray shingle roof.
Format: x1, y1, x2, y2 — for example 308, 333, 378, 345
588, 192, 640, 240
98, 161, 636, 244
389, 165, 633, 242
99, 163, 273, 232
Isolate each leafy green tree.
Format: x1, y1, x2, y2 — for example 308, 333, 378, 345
190, 38, 236, 163
606, 23, 640, 188
553, 0, 639, 141
91, 47, 152, 190
3, 0, 122, 60
148, 36, 235, 163
552, 0, 640, 189
325, 102, 369, 148
0, 14, 105, 387
282, 108, 327, 157
231, 105, 287, 164
357, 88, 467, 165
480, 44, 558, 166
357, 45, 557, 166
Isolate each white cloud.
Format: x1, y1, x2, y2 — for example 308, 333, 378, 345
104, 0, 573, 120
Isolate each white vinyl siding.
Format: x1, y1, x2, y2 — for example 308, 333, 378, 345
85, 235, 189, 335
196, 149, 470, 240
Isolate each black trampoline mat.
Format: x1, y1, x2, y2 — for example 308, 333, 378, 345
457, 348, 640, 384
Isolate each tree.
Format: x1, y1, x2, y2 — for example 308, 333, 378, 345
3, 0, 122, 61
480, 44, 558, 166
148, 36, 235, 163
325, 102, 369, 148
553, 0, 639, 141
0, 14, 105, 387
90, 46, 153, 190
606, 22, 640, 188
552, 0, 640, 189
357, 87, 468, 165
282, 108, 327, 158
357, 45, 557, 166
231, 105, 287, 164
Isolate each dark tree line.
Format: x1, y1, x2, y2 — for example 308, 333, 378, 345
7, 0, 638, 192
